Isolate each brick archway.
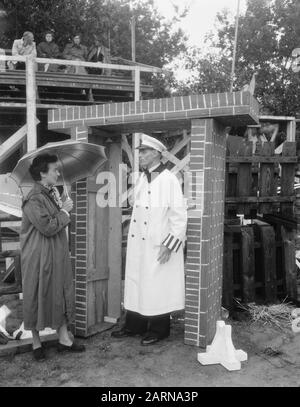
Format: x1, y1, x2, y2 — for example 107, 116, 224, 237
49, 91, 259, 346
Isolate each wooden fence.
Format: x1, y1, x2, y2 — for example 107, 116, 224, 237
225, 140, 297, 219
223, 220, 298, 310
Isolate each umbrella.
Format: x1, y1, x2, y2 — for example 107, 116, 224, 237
10, 140, 107, 195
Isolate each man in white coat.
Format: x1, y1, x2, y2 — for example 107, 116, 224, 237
112, 134, 187, 345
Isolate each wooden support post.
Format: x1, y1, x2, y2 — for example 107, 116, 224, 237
259, 142, 275, 214
26, 55, 37, 151
281, 226, 297, 301
281, 142, 296, 217
107, 142, 122, 321
237, 141, 252, 215
258, 224, 277, 302
132, 66, 141, 190
222, 230, 234, 310
241, 226, 255, 302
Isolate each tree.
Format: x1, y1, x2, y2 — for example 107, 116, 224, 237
173, 0, 300, 116
0, 0, 187, 68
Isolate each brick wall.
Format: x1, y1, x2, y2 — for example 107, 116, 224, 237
48, 91, 259, 132
70, 126, 89, 337
185, 119, 226, 347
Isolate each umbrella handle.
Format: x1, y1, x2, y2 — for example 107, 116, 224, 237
63, 183, 70, 200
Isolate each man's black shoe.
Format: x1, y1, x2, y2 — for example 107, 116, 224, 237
111, 328, 137, 338
33, 346, 46, 361
141, 335, 160, 346
57, 342, 86, 352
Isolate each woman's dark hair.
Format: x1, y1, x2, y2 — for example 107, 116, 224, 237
29, 153, 58, 181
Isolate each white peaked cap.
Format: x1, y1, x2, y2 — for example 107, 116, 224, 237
136, 134, 167, 153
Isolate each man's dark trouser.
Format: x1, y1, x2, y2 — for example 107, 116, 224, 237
124, 310, 170, 339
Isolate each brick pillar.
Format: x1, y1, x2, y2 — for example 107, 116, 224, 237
70, 125, 89, 337
185, 119, 226, 347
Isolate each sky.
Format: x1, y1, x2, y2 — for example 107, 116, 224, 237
151, 0, 248, 81
153, 0, 248, 47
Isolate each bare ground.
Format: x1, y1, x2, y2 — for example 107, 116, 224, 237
0, 315, 300, 387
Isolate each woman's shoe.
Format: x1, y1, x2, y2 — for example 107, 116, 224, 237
33, 346, 46, 361
57, 342, 85, 353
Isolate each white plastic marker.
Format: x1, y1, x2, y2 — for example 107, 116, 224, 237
291, 308, 300, 333
198, 320, 248, 371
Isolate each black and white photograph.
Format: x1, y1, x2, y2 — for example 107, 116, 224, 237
0, 0, 299, 391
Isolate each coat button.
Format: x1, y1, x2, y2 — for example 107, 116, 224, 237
131, 234, 134, 237
145, 206, 149, 209
142, 238, 145, 240
148, 191, 151, 194
133, 219, 136, 222
144, 222, 147, 225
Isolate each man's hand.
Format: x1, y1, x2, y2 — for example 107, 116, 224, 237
62, 198, 73, 213
157, 246, 172, 264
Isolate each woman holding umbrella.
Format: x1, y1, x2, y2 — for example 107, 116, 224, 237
20, 153, 85, 360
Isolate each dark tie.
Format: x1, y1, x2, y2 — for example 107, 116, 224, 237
143, 169, 151, 183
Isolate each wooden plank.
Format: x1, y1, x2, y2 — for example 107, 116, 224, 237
237, 141, 253, 215
226, 156, 297, 163
0, 55, 163, 73
26, 55, 37, 151
0, 334, 58, 358
258, 142, 275, 214
241, 226, 255, 302
257, 224, 277, 301
226, 196, 295, 203
281, 142, 296, 217
222, 232, 234, 310
107, 142, 122, 320
281, 226, 297, 300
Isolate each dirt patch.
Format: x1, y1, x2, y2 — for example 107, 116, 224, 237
0, 317, 300, 387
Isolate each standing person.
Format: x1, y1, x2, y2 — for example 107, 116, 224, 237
20, 154, 85, 361
9, 31, 36, 70
37, 30, 60, 72
112, 134, 187, 345
62, 34, 88, 74
87, 35, 111, 75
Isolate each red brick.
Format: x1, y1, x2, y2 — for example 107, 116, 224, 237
48, 121, 64, 129
167, 98, 174, 112
75, 282, 86, 290
154, 99, 161, 112
227, 93, 234, 106
204, 93, 212, 108
200, 265, 209, 288
210, 107, 234, 116
76, 275, 86, 282
219, 92, 227, 107
211, 94, 219, 108
186, 108, 210, 118
185, 317, 199, 327
184, 338, 198, 346
161, 98, 167, 112
234, 106, 250, 114
186, 264, 200, 272
97, 104, 104, 117
199, 314, 208, 336
60, 109, 66, 121
143, 112, 165, 121
235, 91, 242, 105
184, 324, 198, 333
85, 118, 105, 126
75, 321, 87, 329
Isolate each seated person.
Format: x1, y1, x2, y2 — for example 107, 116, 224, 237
0, 48, 5, 72
9, 31, 36, 70
37, 30, 60, 72
87, 35, 111, 75
62, 34, 88, 74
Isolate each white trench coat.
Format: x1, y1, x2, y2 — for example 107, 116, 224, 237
124, 166, 187, 316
